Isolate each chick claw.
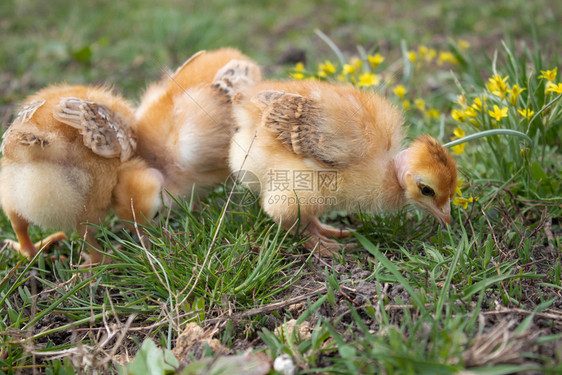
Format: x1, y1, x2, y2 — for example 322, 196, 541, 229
5, 231, 67, 259
304, 236, 355, 257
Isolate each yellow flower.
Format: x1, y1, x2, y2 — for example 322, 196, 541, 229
488, 105, 508, 122
455, 180, 463, 197
358, 72, 380, 87
351, 57, 363, 69
468, 118, 481, 128
451, 109, 466, 123
451, 143, 466, 155
453, 196, 474, 209
487, 74, 509, 99
402, 100, 411, 110
426, 108, 440, 119
393, 85, 407, 99
463, 106, 477, 118
458, 40, 470, 50
472, 97, 485, 111
342, 64, 355, 75
509, 84, 525, 96
368, 53, 385, 68
453, 127, 466, 139
508, 84, 526, 106
418, 46, 435, 62
414, 98, 426, 112
517, 108, 535, 120
292, 62, 306, 80
427, 48, 437, 62
520, 147, 530, 157
538, 67, 557, 82
455, 185, 462, 197
324, 61, 336, 74
418, 46, 437, 62
546, 82, 562, 94
317, 60, 336, 77
450, 127, 466, 154
437, 51, 458, 65
408, 51, 417, 63
457, 95, 467, 108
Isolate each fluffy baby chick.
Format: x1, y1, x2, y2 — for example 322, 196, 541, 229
229, 80, 457, 254
129, 48, 261, 215
0, 84, 158, 264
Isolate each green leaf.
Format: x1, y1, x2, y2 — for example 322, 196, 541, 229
71, 45, 93, 63
529, 161, 547, 182
338, 344, 357, 359
123, 338, 179, 375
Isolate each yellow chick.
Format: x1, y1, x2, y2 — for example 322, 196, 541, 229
0, 85, 160, 264
229, 80, 458, 255
129, 48, 261, 215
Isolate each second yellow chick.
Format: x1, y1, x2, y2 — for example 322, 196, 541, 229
229, 80, 457, 254
123, 48, 261, 221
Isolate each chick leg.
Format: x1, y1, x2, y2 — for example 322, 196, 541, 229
4, 211, 66, 258
262, 190, 351, 256
302, 217, 355, 256
310, 217, 353, 239
76, 224, 110, 266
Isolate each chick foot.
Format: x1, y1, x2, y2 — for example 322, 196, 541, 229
76, 232, 112, 267
303, 235, 355, 257
297, 217, 354, 256
5, 231, 67, 259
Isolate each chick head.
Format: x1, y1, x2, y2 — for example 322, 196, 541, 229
400, 135, 457, 225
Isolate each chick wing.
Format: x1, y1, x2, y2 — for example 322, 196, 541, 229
53, 97, 136, 161
252, 89, 364, 169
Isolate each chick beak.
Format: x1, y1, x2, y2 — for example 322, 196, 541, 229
434, 200, 451, 226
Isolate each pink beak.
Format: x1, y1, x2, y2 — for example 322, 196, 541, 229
437, 200, 451, 225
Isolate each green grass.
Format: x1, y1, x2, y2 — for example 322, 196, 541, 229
1, 0, 561, 374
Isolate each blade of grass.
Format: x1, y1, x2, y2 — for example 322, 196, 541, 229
443, 129, 533, 148
462, 272, 545, 301
22, 268, 104, 329
314, 29, 346, 67
355, 232, 427, 316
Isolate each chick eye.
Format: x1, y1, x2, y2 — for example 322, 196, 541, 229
420, 184, 435, 197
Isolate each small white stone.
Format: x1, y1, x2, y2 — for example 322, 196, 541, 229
273, 353, 295, 375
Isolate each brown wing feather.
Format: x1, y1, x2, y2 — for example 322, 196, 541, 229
252, 90, 354, 168
53, 97, 136, 161
1, 100, 47, 154
15, 100, 46, 124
